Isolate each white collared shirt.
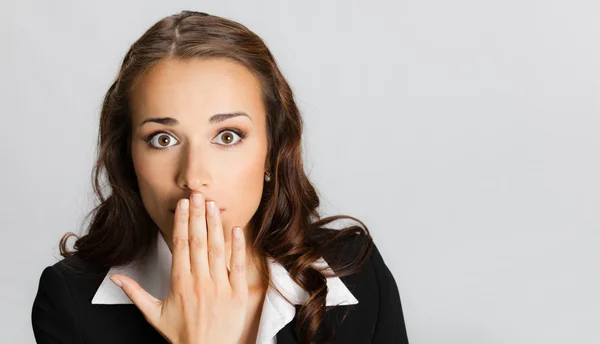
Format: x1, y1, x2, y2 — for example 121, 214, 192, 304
91, 231, 359, 344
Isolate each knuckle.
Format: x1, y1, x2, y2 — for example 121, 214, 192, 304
172, 236, 189, 248
189, 235, 206, 248
190, 209, 205, 218
234, 241, 244, 251
208, 244, 223, 258
193, 279, 212, 297
233, 290, 248, 303
176, 213, 188, 224
172, 289, 186, 302
127, 288, 138, 300
213, 285, 230, 299
171, 278, 192, 299
171, 273, 185, 288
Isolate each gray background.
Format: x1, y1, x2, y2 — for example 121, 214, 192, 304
2, 0, 599, 343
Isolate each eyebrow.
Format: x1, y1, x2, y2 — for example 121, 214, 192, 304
138, 112, 252, 127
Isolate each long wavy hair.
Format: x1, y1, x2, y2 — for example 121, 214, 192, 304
59, 10, 374, 344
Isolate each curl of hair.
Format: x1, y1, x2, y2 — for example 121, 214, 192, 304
60, 11, 374, 344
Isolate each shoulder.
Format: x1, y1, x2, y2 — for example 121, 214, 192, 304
330, 230, 393, 296
32, 255, 109, 343
312, 228, 408, 341
45, 254, 108, 282
35, 254, 109, 305
339, 234, 408, 342
312, 226, 389, 278
311, 226, 390, 304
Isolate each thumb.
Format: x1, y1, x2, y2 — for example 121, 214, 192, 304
109, 274, 161, 323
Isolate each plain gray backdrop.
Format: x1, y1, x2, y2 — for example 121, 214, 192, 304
2, 0, 599, 343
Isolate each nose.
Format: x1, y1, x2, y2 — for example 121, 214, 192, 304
176, 143, 212, 192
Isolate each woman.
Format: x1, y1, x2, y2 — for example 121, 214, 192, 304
31, 10, 409, 344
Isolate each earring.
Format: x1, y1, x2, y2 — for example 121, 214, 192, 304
264, 171, 271, 182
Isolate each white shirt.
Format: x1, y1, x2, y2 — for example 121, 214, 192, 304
91, 231, 359, 344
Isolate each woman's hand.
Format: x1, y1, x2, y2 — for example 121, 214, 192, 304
109, 193, 248, 344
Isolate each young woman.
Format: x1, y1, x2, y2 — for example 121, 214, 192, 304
31, 10, 409, 344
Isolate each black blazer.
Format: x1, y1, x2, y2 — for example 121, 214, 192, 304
31, 242, 409, 343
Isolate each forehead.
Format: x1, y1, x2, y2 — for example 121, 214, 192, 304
129, 58, 265, 124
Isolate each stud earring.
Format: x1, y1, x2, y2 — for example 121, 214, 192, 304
264, 171, 271, 182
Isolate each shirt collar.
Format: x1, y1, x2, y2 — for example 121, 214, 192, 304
91, 231, 358, 344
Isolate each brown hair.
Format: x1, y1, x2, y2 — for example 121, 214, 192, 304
60, 10, 373, 344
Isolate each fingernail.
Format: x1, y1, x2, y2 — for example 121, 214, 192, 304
180, 199, 189, 211
110, 275, 123, 287
192, 193, 203, 206
207, 201, 218, 216
234, 227, 242, 240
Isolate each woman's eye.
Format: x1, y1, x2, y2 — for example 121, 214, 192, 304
214, 130, 242, 146
148, 132, 178, 149
146, 129, 245, 150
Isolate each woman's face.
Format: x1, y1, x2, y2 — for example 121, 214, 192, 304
130, 58, 269, 247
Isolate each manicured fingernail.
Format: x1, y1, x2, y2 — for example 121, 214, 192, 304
234, 227, 242, 240
192, 193, 203, 206
110, 275, 123, 287
207, 201, 218, 216
180, 199, 189, 211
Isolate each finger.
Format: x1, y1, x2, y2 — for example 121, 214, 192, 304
110, 274, 161, 324
170, 198, 191, 284
189, 193, 209, 277
206, 201, 228, 284
229, 227, 247, 296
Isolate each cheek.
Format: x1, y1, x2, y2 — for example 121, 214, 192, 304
137, 176, 166, 219
223, 161, 265, 225
132, 147, 154, 197
131, 150, 171, 222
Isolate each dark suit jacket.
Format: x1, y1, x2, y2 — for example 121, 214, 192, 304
31, 242, 409, 343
